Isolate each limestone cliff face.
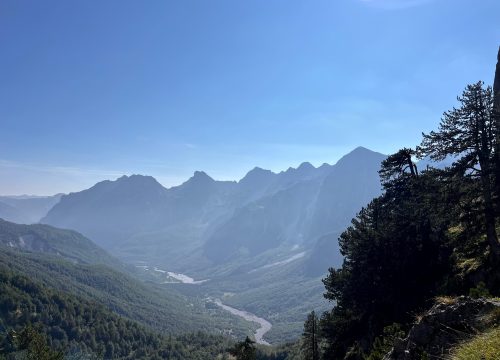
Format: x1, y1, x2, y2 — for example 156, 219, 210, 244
386, 297, 500, 360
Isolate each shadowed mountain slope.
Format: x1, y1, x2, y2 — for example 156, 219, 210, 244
42, 147, 385, 271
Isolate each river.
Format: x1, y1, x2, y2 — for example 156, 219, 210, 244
213, 299, 272, 345
139, 265, 272, 344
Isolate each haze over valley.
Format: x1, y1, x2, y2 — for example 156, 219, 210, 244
2, 1, 500, 358
1, 146, 386, 344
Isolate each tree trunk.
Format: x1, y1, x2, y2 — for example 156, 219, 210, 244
478, 98, 500, 260
494, 46, 500, 208
480, 168, 500, 259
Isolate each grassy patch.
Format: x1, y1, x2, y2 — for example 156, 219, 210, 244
451, 327, 500, 360
482, 307, 500, 328
434, 295, 457, 305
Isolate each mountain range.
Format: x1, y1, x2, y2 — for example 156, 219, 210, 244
41, 146, 386, 274
1, 146, 389, 342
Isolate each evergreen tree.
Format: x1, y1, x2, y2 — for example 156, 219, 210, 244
418, 81, 500, 259
310, 49, 500, 360
10, 325, 64, 360
493, 47, 500, 202
229, 337, 256, 360
301, 311, 320, 360
379, 147, 418, 188
321, 150, 451, 357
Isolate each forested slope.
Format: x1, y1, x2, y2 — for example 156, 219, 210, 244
0, 265, 233, 359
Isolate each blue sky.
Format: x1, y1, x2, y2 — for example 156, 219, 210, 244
1, 0, 499, 195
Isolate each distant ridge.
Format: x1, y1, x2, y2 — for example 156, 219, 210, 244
41, 147, 386, 270
204, 147, 386, 262
38, 146, 387, 343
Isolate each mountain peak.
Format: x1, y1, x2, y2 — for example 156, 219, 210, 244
246, 166, 274, 177
193, 171, 213, 180
117, 174, 153, 181
115, 174, 164, 188
350, 146, 374, 154
282, 161, 316, 175
250, 166, 267, 173
239, 167, 275, 185
342, 146, 385, 159
334, 147, 387, 170
297, 162, 314, 171
183, 171, 215, 186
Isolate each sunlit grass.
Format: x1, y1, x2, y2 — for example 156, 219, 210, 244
434, 295, 457, 305
450, 327, 500, 360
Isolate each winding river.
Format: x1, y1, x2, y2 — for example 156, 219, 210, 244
213, 299, 272, 345
139, 265, 272, 344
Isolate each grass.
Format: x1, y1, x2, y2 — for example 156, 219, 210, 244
482, 307, 500, 328
413, 296, 458, 323
434, 295, 458, 305
450, 327, 500, 360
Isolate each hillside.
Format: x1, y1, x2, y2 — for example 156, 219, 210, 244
0, 246, 252, 338
0, 265, 235, 359
204, 146, 385, 264
41, 175, 173, 249
39, 147, 386, 343
0, 219, 121, 267
0, 219, 256, 340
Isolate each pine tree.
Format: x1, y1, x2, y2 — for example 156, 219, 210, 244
493, 47, 500, 203
321, 149, 451, 357
228, 336, 256, 360
301, 311, 320, 360
379, 147, 418, 186
10, 325, 64, 360
418, 81, 500, 259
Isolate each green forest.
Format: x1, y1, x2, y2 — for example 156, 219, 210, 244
0, 265, 236, 359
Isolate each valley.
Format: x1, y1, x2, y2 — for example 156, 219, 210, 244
0, 147, 386, 344
2, 5, 498, 358
36, 146, 385, 342
212, 299, 272, 345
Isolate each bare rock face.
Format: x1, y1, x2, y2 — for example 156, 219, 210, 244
385, 296, 500, 360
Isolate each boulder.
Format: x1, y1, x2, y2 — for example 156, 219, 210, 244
385, 296, 500, 359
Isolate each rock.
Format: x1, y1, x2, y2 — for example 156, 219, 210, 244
385, 296, 500, 360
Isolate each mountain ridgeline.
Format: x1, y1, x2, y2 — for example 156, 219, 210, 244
27, 147, 390, 345
0, 147, 389, 356
41, 146, 386, 273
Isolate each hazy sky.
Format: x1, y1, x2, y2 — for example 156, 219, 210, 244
1, 0, 499, 195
